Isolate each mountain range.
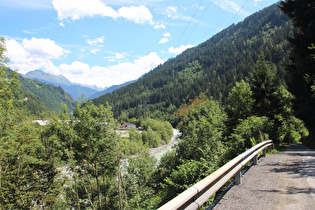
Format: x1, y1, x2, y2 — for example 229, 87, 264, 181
92, 3, 293, 124
23, 70, 137, 101
24, 70, 99, 100
11, 3, 293, 122
4, 68, 75, 115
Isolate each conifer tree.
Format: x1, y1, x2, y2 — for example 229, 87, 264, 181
279, 0, 315, 132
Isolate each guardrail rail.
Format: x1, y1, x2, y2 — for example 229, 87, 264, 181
158, 140, 273, 210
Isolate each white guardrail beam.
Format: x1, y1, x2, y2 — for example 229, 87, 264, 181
158, 140, 273, 210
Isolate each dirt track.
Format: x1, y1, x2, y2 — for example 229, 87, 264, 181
214, 144, 315, 210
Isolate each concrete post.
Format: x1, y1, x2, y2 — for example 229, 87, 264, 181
253, 155, 258, 165
235, 169, 241, 185
263, 148, 266, 157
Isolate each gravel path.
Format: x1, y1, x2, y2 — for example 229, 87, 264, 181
213, 144, 315, 210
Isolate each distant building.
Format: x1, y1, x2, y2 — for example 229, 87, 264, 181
120, 123, 136, 129
32, 120, 48, 126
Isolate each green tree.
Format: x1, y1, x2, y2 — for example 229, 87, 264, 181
249, 54, 277, 118
44, 101, 121, 209
279, 0, 315, 133
142, 118, 173, 144
142, 127, 161, 148
176, 94, 226, 162
124, 152, 158, 209
226, 80, 255, 129
228, 116, 273, 157
0, 37, 63, 208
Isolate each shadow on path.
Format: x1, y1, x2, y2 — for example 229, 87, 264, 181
212, 144, 315, 210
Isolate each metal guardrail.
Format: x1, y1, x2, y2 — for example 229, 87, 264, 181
158, 140, 273, 210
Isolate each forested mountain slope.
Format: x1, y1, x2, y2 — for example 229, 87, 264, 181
6, 69, 76, 113
92, 3, 292, 123
24, 70, 99, 100
89, 79, 137, 100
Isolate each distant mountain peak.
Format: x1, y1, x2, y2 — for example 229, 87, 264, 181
24, 70, 72, 86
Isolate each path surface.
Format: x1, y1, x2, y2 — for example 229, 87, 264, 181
214, 144, 315, 210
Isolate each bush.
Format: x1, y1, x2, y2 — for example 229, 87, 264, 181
228, 116, 272, 156
142, 127, 161, 148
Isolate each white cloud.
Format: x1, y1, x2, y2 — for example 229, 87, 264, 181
212, 0, 250, 16
118, 5, 153, 24
159, 32, 171, 44
5, 38, 69, 74
59, 61, 90, 75
166, 6, 178, 19
115, 53, 124, 59
22, 37, 67, 58
163, 32, 171, 37
59, 52, 165, 88
168, 44, 194, 55
106, 52, 125, 62
154, 23, 166, 29
91, 49, 100, 54
52, 0, 116, 21
5, 38, 164, 87
52, 0, 160, 27
159, 37, 169, 44
87, 37, 104, 46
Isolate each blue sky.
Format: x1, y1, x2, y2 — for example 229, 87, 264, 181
1, 0, 279, 88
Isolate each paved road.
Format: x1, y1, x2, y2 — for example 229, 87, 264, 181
214, 144, 315, 210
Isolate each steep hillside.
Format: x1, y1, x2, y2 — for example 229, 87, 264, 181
92, 3, 292, 123
24, 70, 99, 100
7, 69, 76, 113
24, 70, 72, 86
3, 69, 56, 118
89, 79, 137, 100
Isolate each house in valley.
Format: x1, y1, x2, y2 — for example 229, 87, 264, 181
120, 123, 136, 129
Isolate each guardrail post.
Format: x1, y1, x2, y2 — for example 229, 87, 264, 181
263, 148, 266, 157
253, 155, 258, 165
158, 140, 273, 209
235, 169, 241, 185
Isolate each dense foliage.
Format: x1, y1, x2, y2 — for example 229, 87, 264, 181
0, 38, 64, 208
3, 68, 76, 114
92, 3, 292, 125
279, 0, 315, 134
19, 73, 76, 113
0, 1, 313, 208
120, 118, 173, 157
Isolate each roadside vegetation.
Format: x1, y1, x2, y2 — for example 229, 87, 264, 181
0, 0, 314, 208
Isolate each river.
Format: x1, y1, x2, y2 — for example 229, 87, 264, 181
150, 129, 180, 162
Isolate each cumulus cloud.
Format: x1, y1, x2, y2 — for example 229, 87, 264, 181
163, 32, 171, 37
117, 5, 153, 24
106, 52, 125, 62
159, 37, 169, 44
168, 44, 194, 55
22, 37, 67, 58
5, 38, 69, 74
59, 61, 90, 75
154, 23, 166, 29
52, 0, 160, 27
87, 37, 104, 46
166, 6, 178, 19
159, 32, 171, 44
5, 38, 164, 88
59, 52, 165, 87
